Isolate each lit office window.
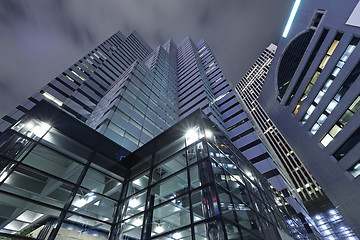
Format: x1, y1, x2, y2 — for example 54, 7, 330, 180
348, 160, 360, 178
293, 34, 343, 116
301, 38, 359, 123
320, 95, 360, 147
71, 70, 86, 81
39, 90, 63, 107
311, 59, 360, 135
285, 28, 329, 106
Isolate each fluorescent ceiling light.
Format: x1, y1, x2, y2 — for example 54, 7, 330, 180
282, 0, 302, 38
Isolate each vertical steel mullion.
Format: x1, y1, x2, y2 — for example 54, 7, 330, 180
109, 170, 130, 240
141, 141, 156, 240
48, 150, 96, 240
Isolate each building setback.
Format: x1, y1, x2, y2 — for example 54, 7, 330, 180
259, 0, 360, 237
0, 29, 317, 239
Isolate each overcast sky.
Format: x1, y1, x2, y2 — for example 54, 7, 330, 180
0, 0, 293, 117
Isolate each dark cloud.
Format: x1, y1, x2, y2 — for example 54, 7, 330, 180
0, 0, 293, 117
0, 1, 28, 24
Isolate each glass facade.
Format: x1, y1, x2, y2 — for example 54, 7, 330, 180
115, 110, 309, 240
0, 102, 130, 240
0, 103, 308, 239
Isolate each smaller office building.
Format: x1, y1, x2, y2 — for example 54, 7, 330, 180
259, 0, 360, 237
0, 101, 309, 239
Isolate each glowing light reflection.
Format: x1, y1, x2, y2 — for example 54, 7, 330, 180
282, 0, 302, 38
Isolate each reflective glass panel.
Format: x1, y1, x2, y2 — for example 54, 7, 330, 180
151, 195, 191, 237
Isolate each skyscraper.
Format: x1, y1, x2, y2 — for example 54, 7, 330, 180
235, 44, 357, 239
235, 44, 323, 203
0, 29, 315, 239
0, 31, 153, 133
258, 0, 360, 237
83, 35, 315, 235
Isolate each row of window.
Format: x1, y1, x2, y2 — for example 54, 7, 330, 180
293, 33, 343, 116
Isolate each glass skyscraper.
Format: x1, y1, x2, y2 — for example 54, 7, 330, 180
0, 29, 315, 239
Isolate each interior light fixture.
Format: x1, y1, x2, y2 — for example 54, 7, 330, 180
354, 163, 360, 170
128, 197, 140, 208
185, 126, 203, 145
172, 232, 181, 239
205, 129, 213, 138
133, 218, 143, 227
282, 0, 302, 38
154, 225, 164, 234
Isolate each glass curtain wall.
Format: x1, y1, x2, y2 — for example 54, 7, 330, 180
0, 109, 129, 240
115, 111, 309, 240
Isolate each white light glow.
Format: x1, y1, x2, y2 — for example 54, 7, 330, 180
16, 211, 43, 223
154, 225, 164, 234
0, 171, 8, 182
4, 221, 29, 231
27, 121, 51, 138
73, 198, 87, 208
354, 163, 360, 170
205, 129, 213, 138
133, 218, 143, 227
329, 209, 337, 215
128, 198, 140, 208
133, 178, 142, 186
185, 127, 202, 145
172, 232, 181, 239
282, 0, 302, 38
86, 192, 96, 202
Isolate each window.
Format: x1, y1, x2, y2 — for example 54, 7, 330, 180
293, 33, 343, 116
333, 127, 360, 160
320, 95, 360, 147
311, 58, 360, 135
348, 160, 360, 178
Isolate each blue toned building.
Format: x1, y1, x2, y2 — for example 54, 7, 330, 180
259, 0, 360, 238
236, 43, 357, 239
0, 29, 316, 239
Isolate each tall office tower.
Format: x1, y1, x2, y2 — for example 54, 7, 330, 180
236, 44, 357, 239
0, 31, 153, 133
0, 30, 316, 239
86, 40, 179, 151
236, 44, 323, 203
259, 0, 360, 237
174, 37, 316, 236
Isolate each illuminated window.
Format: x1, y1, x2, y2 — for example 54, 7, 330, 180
312, 58, 360, 135
300, 38, 358, 123
96, 50, 107, 60
206, 66, 215, 74
333, 127, 360, 160
320, 95, 360, 147
81, 62, 94, 73
71, 70, 86, 81
348, 160, 360, 178
65, 74, 75, 82
40, 90, 63, 106
293, 34, 343, 116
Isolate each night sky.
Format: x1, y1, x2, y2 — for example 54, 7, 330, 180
0, 0, 293, 117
